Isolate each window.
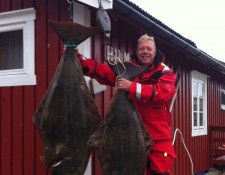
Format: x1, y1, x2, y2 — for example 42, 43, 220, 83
221, 89, 225, 110
0, 8, 36, 86
191, 71, 208, 136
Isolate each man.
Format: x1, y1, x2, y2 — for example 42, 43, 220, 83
77, 34, 177, 175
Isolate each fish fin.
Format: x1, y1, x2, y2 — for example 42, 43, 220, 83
32, 95, 47, 130
107, 61, 148, 80
137, 115, 153, 156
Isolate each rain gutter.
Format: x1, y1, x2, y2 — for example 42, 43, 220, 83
113, 0, 225, 74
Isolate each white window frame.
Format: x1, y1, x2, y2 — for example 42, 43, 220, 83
0, 8, 36, 86
191, 71, 208, 137
221, 89, 225, 110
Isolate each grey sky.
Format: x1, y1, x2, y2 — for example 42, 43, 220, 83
129, 0, 225, 62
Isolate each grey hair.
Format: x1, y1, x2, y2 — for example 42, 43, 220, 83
137, 34, 156, 49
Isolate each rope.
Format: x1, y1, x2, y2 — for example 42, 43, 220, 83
107, 54, 126, 89
173, 128, 194, 175
64, 43, 77, 48
107, 55, 126, 78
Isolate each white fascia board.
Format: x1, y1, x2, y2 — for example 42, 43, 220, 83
0, 8, 36, 26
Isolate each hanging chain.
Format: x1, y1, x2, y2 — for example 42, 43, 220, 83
67, 0, 73, 22
64, 0, 77, 47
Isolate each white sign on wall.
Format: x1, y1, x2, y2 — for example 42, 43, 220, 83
77, 0, 113, 9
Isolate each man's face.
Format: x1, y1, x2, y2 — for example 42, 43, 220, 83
136, 40, 156, 65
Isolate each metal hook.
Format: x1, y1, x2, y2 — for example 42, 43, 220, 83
98, 0, 103, 8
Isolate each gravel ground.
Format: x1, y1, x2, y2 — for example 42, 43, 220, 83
204, 168, 225, 175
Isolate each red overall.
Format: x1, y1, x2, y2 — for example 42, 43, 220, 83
78, 50, 177, 175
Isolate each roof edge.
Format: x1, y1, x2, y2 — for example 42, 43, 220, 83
114, 0, 225, 75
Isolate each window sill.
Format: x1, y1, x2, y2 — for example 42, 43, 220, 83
192, 129, 207, 137
0, 74, 36, 87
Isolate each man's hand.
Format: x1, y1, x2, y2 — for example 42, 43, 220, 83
116, 77, 131, 91
63, 46, 79, 56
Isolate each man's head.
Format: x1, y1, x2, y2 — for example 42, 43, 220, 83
136, 34, 156, 65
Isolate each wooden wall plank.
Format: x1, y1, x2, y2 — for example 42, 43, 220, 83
0, 0, 10, 12
11, 1, 23, 174
34, 0, 48, 174
23, 0, 33, 8
0, 1, 11, 174
0, 88, 12, 175
59, 0, 68, 21
8, 3, 24, 175
47, 0, 60, 85
12, 87, 23, 175
11, 0, 22, 10
23, 86, 35, 175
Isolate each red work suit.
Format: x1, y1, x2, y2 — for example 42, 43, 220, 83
78, 50, 177, 175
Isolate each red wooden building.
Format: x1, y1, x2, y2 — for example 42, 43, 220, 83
0, 0, 225, 175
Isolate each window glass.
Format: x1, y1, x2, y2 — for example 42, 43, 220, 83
193, 81, 197, 96
199, 98, 203, 111
193, 112, 198, 127
193, 97, 197, 111
199, 112, 203, 126
0, 30, 23, 70
199, 83, 203, 97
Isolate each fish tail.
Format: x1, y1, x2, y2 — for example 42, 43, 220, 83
107, 61, 148, 80
49, 20, 99, 46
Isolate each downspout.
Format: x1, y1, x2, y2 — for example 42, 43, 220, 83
114, 0, 225, 74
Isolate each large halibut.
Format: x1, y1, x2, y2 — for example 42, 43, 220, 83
33, 21, 101, 175
88, 61, 153, 175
